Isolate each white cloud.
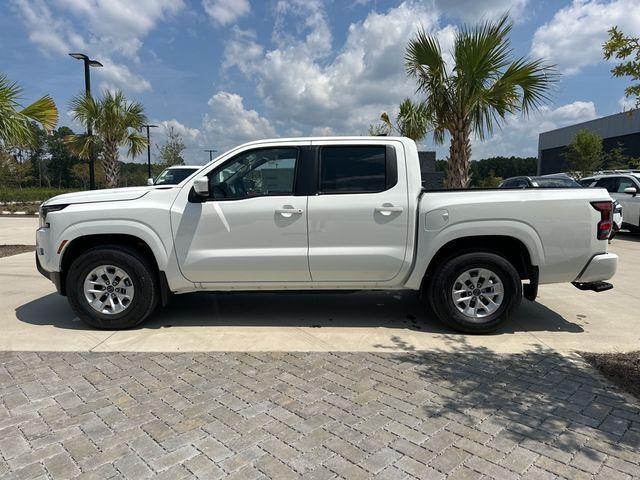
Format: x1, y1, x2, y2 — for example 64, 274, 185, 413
97, 61, 152, 93
202, 92, 276, 150
221, 28, 264, 74
202, 0, 250, 26
433, 0, 529, 22
11, 0, 184, 93
470, 101, 598, 159
531, 0, 640, 75
158, 119, 202, 143
272, 0, 332, 59
223, 1, 443, 137
619, 96, 637, 111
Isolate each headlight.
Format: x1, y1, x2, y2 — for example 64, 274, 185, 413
39, 204, 68, 228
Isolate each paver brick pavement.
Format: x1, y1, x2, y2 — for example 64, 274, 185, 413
0, 348, 638, 479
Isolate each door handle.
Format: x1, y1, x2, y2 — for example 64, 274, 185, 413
375, 205, 403, 215
276, 207, 303, 217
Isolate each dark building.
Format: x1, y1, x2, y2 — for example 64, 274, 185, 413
538, 109, 640, 175
418, 151, 444, 189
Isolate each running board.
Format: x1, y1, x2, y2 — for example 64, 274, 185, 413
572, 281, 614, 292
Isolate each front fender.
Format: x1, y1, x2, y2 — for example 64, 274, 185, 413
54, 219, 170, 272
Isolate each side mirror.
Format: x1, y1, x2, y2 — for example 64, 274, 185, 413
147, 178, 155, 186
193, 177, 209, 197
624, 187, 637, 196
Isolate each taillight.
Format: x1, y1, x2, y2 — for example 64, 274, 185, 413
591, 201, 613, 240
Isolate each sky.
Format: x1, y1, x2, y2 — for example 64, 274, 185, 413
2, 0, 640, 165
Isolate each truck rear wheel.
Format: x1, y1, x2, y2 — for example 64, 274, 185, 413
428, 252, 522, 333
66, 246, 159, 329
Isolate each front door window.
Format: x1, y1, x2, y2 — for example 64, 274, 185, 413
210, 148, 298, 199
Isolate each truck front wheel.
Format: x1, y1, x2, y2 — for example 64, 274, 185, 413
428, 252, 522, 333
66, 246, 159, 329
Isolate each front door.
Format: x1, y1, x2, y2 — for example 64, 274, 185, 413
613, 177, 640, 227
172, 145, 311, 283
307, 142, 410, 282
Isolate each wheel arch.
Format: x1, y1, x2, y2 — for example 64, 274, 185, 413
59, 233, 164, 297
422, 235, 536, 286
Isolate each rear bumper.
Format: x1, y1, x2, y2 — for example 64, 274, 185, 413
36, 252, 64, 295
574, 253, 618, 283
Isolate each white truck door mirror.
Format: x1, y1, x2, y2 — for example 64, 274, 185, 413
147, 178, 155, 186
624, 187, 637, 196
193, 177, 209, 197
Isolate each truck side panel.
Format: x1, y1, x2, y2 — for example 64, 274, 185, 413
405, 188, 611, 289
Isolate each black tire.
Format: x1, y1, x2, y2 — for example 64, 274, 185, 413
66, 246, 159, 329
623, 222, 640, 234
427, 251, 522, 334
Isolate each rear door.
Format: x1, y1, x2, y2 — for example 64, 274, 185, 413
307, 140, 409, 282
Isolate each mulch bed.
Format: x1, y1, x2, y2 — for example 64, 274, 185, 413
581, 351, 640, 400
0, 245, 35, 258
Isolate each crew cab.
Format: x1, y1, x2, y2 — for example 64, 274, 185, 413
36, 137, 618, 333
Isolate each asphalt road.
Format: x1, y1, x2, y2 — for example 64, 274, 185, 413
0, 217, 638, 354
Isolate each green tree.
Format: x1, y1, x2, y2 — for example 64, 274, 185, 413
156, 125, 186, 166
604, 143, 630, 170
378, 98, 430, 141
367, 123, 388, 136
405, 14, 557, 188
47, 126, 81, 188
564, 129, 603, 178
0, 149, 32, 188
477, 170, 503, 188
603, 26, 640, 109
65, 89, 147, 188
469, 156, 537, 186
0, 73, 58, 149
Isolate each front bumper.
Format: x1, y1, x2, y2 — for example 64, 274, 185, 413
574, 253, 618, 283
36, 252, 64, 295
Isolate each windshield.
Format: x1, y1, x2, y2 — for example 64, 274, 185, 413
533, 177, 582, 188
154, 168, 197, 186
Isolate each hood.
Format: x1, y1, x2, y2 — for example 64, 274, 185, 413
43, 186, 153, 206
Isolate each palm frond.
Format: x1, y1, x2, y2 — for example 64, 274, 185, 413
19, 95, 58, 132
63, 133, 97, 160
397, 98, 429, 141
404, 27, 454, 141
0, 73, 58, 147
124, 131, 148, 158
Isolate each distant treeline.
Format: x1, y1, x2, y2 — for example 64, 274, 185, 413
0, 124, 182, 191
436, 156, 537, 186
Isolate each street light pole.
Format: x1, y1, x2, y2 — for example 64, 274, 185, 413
142, 124, 158, 178
69, 53, 103, 190
204, 149, 217, 162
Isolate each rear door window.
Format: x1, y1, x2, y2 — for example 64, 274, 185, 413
319, 146, 388, 193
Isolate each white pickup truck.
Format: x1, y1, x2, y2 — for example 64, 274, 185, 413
36, 137, 618, 333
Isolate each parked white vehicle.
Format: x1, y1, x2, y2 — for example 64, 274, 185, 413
36, 137, 618, 333
580, 172, 640, 232
148, 165, 200, 186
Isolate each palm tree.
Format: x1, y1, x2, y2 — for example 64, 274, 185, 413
0, 73, 58, 148
66, 89, 147, 188
380, 98, 429, 141
405, 15, 557, 188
